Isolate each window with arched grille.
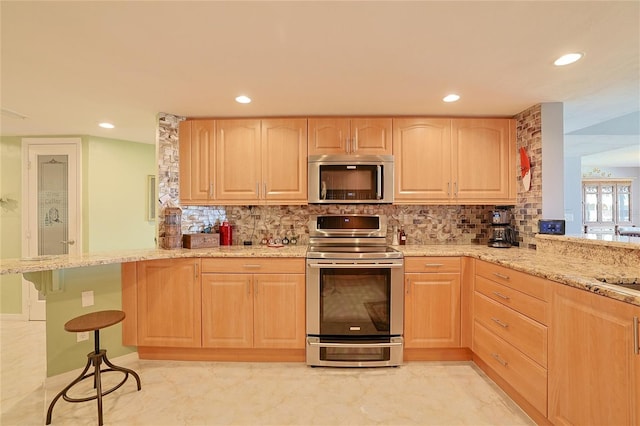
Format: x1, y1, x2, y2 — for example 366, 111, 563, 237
582, 180, 632, 226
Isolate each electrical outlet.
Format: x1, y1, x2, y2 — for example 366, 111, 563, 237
81, 291, 94, 307
77, 331, 89, 342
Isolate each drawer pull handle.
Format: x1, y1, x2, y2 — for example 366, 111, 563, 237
491, 317, 509, 328
634, 316, 639, 355
491, 353, 508, 367
492, 291, 510, 300
243, 264, 262, 269
493, 272, 510, 280
424, 263, 443, 267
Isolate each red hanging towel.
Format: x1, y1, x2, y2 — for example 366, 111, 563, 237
520, 147, 531, 191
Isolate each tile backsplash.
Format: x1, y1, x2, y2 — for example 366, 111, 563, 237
180, 204, 500, 246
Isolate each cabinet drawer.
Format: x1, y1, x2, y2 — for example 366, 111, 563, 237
473, 321, 547, 416
475, 276, 548, 325
405, 257, 460, 273
201, 258, 305, 274
474, 292, 547, 367
475, 260, 550, 302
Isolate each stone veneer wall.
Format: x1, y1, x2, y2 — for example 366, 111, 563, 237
156, 112, 183, 240
514, 104, 543, 249
156, 111, 543, 248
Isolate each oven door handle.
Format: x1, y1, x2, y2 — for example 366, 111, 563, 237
376, 165, 382, 200
307, 262, 403, 269
307, 340, 403, 348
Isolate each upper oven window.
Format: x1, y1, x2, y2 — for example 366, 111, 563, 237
316, 215, 380, 231
320, 268, 391, 336
318, 165, 382, 201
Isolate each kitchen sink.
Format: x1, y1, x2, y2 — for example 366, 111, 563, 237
596, 277, 640, 291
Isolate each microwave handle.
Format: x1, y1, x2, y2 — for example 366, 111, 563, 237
376, 165, 382, 199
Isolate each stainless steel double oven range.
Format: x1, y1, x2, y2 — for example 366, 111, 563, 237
306, 214, 404, 367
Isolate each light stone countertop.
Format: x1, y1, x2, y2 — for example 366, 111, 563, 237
2, 243, 639, 307
0, 245, 308, 275
536, 233, 640, 249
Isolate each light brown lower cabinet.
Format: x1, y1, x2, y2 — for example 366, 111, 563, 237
124, 257, 305, 358
404, 257, 461, 348
135, 258, 202, 348
549, 283, 640, 426
201, 271, 305, 349
472, 260, 550, 422
125, 256, 640, 425
200, 258, 305, 349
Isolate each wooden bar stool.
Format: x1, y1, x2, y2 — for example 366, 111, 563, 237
46, 310, 141, 425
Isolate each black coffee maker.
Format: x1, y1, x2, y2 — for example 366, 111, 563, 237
488, 208, 516, 248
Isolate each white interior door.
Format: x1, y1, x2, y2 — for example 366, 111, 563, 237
22, 138, 82, 321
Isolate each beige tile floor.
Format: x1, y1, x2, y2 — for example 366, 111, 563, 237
1, 320, 535, 426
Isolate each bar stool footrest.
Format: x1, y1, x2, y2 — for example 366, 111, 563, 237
46, 349, 141, 426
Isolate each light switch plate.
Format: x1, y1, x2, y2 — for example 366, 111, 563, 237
81, 291, 94, 307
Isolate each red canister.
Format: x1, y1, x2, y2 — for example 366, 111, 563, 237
219, 221, 232, 246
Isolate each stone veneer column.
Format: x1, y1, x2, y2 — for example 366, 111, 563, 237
515, 105, 543, 249
156, 112, 184, 241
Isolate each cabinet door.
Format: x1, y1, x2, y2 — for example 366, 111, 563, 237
253, 274, 305, 349
261, 118, 308, 203
549, 284, 640, 425
137, 259, 201, 347
179, 120, 215, 203
308, 118, 350, 155
350, 118, 392, 155
404, 272, 461, 348
216, 119, 261, 202
393, 118, 452, 203
201, 273, 253, 348
452, 118, 515, 203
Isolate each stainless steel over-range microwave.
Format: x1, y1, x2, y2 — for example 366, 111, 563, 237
308, 155, 394, 204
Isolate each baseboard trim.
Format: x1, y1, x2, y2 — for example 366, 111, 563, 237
473, 354, 551, 426
403, 347, 472, 361
0, 313, 29, 321
138, 346, 305, 362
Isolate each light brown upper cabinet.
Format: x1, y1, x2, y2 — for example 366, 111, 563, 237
261, 118, 308, 204
179, 118, 307, 205
179, 120, 216, 204
308, 118, 392, 155
215, 119, 262, 203
452, 119, 515, 203
393, 118, 515, 204
216, 118, 307, 205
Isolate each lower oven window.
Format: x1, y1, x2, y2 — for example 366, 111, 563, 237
321, 346, 390, 362
320, 268, 391, 336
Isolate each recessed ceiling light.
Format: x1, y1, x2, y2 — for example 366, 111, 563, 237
99, 122, 115, 129
554, 53, 584, 66
235, 95, 252, 104
443, 94, 460, 103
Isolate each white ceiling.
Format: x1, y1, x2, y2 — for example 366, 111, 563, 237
1, 1, 639, 167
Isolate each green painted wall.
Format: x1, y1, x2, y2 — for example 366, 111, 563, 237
1, 135, 156, 376
85, 136, 156, 252
0, 137, 24, 314
46, 264, 135, 376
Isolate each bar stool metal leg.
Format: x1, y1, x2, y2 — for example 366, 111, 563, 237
46, 327, 141, 425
